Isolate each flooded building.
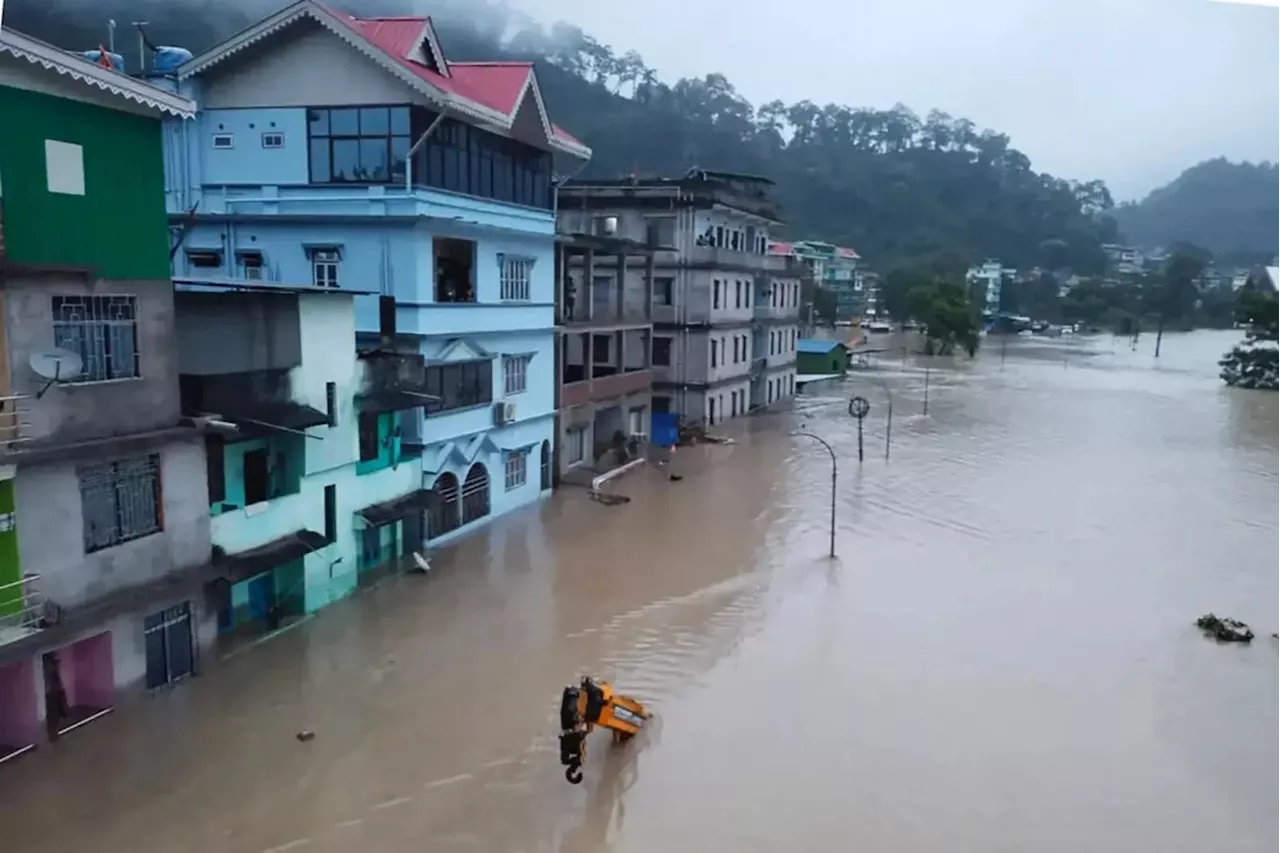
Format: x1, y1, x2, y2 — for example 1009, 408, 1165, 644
787, 240, 862, 321
559, 169, 801, 425
0, 27, 206, 758
158, 0, 591, 543
551, 232, 655, 484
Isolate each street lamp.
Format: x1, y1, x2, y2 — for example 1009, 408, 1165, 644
861, 376, 894, 461
790, 430, 838, 559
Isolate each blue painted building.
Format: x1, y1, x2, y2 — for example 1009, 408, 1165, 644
157, 0, 591, 595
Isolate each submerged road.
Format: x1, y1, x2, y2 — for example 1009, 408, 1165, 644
0, 330, 1275, 853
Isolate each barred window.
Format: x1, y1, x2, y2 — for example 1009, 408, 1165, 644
503, 354, 531, 395
51, 295, 140, 382
79, 454, 163, 553
500, 256, 533, 301
504, 450, 528, 491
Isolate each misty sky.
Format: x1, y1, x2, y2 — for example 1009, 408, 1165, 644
506, 0, 1278, 202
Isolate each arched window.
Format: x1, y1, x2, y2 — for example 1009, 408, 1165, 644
427, 472, 460, 540
540, 440, 551, 491
461, 463, 490, 525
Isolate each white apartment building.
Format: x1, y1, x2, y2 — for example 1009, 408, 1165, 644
558, 170, 804, 426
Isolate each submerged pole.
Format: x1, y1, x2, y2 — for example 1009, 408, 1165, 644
791, 431, 839, 559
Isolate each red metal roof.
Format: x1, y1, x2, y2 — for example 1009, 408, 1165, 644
835, 246, 861, 260
331, 12, 581, 147
768, 240, 795, 256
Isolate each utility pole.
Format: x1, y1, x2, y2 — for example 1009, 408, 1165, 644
131, 22, 149, 73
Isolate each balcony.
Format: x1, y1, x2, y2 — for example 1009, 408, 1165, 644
560, 304, 650, 331
357, 350, 434, 415
750, 357, 768, 374
210, 490, 322, 556
687, 245, 778, 271
0, 395, 34, 461
0, 574, 47, 649
562, 370, 652, 408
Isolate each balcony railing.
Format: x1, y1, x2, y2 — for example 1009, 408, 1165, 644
0, 574, 49, 646
561, 369, 652, 408
560, 305, 650, 329
0, 394, 33, 450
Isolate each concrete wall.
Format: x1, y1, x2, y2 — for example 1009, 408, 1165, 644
3, 274, 181, 444
13, 437, 211, 611
174, 291, 302, 374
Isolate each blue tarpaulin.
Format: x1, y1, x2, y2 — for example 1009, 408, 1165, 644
651, 412, 678, 448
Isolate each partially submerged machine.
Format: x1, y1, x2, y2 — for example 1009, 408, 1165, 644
558, 677, 649, 784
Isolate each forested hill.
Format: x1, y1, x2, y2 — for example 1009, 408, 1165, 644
11, 0, 1125, 272
1111, 159, 1279, 265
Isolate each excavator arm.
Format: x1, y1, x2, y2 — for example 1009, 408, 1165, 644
558, 677, 649, 784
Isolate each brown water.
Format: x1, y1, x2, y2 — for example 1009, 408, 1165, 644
1, 330, 1275, 853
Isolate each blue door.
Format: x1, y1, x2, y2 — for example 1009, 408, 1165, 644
247, 573, 275, 623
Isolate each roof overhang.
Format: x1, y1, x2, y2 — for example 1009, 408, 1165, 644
178, 0, 590, 160
0, 26, 196, 119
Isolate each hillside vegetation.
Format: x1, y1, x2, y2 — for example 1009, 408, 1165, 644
10, 0, 1270, 275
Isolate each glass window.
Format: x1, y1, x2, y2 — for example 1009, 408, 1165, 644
360, 107, 389, 135
390, 135, 409, 181
309, 139, 331, 183
329, 108, 359, 135
359, 138, 390, 181
390, 107, 411, 135
331, 139, 360, 181
308, 109, 329, 136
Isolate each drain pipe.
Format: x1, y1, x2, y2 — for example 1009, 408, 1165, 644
404, 113, 446, 192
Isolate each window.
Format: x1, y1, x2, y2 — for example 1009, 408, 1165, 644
730, 392, 738, 418
307, 106, 410, 183
44, 139, 85, 196
730, 232, 740, 251
461, 463, 490, 524
503, 354, 531, 395
423, 359, 493, 413
653, 337, 672, 366
500, 256, 533, 301
713, 280, 720, 310
715, 226, 724, 247
567, 428, 586, 464
708, 396, 717, 425
358, 412, 380, 462
412, 114, 552, 209
435, 237, 475, 303
427, 472, 460, 540
732, 337, 740, 363
505, 450, 528, 491
261, 132, 285, 149
52, 295, 140, 382
311, 249, 340, 288
592, 335, 611, 364
654, 276, 674, 306
735, 280, 742, 309
710, 338, 718, 369
324, 484, 337, 542
211, 134, 234, 150
653, 396, 671, 414
79, 455, 162, 553
646, 216, 676, 247
237, 251, 264, 280
628, 407, 646, 436
187, 250, 222, 269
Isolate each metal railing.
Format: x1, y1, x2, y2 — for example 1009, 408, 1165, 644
0, 394, 32, 448
0, 574, 49, 641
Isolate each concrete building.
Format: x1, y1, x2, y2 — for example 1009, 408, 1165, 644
157, 0, 590, 553
790, 240, 861, 321
1102, 244, 1144, 276
558, 170, 801, 425
0, 26, 207, 759
966, 259, 1014, 315
551, 232, 654, 485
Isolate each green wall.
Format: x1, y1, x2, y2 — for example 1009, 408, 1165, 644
0, 85, 170, 278
797, 350, 847, 375
211, 435, 305, 515
0, 480, 19, 617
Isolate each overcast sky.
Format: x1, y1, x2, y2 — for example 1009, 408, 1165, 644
505, 0, 1278, 202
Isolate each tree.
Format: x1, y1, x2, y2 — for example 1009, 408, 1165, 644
905, 278, 980, 356
1219, 289, 1279, 390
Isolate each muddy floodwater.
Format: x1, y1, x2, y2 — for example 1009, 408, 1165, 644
1, 330, 1275, 853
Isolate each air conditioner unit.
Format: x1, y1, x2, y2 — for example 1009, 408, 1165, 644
493, 401, 516, 425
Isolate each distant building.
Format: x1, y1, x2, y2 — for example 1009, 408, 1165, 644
965, 260, 1012, 314
796, 339, 849, 376
857, 270, 883, 319
559, 170, 803, 425
0, 25, 204, 752
1101, 244, 1144, 275
790, 241, 861, 320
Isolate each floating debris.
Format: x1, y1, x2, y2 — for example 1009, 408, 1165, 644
589, 490, 630, 506
1195, 613, 1254, 643
296, 730, 316, 742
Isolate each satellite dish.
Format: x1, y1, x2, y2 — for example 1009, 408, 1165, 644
30, 348, 84, 399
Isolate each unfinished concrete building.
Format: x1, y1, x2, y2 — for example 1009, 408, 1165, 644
552, 234, 654, 485
558, 170, 803, 426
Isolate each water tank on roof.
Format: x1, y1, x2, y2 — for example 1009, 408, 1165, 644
80, 50, 125, 73
153, 47, 193, 75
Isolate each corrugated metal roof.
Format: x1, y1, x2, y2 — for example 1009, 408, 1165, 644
797, 339, 844, 354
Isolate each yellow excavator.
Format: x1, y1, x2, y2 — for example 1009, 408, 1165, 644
558, 677, 650, 784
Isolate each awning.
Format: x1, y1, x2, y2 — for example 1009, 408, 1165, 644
355, 390, 431, 415
214, 530, 329, 584
220, 402, 330, 439
357, 490, 435, 527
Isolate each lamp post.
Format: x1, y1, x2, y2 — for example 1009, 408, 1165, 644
790, 430, 838, 559
862, 376, 894, 461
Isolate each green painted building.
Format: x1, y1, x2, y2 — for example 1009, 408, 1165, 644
0, 35, 192, 277
796, 339, 849, 375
